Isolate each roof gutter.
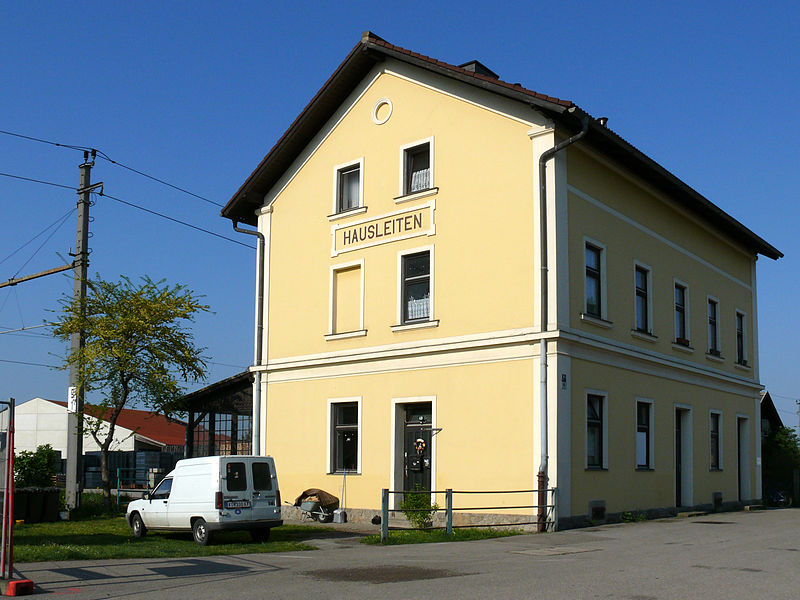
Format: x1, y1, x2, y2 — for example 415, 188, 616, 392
537, 111, 590, 532
233, 219, 265, 455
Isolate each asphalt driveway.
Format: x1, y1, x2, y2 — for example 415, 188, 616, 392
18, 509, 800, 599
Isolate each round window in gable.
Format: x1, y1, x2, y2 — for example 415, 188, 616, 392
371, 98, 393, 125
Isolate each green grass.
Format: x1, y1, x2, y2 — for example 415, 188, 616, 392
362, 527, 524, 545
14, 516, 322, 562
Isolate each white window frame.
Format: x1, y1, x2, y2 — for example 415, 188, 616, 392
709, 409, 723, 470
735, 308, 748, 366
635, 398, 655, 470
586, 389, 609, 470
633, 260, 653, 335
673, 278, 690, 345
398, 136, 435, 199
332, 157, 365, 216
326, 259, 366, 340
707, 295, 721, 357
582, 237, 608, 321
327, 397, 362, 475
394, 244, 437, 330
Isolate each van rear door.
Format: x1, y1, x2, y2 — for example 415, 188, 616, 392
221, 460, 253, 519
250, 459, 279, 521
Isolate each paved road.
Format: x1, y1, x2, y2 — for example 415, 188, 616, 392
18, 509, 800, 599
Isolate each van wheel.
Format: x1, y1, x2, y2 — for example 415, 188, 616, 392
192, 518, 212, 546
131, 513, 147, 538
250, 528, 271, 542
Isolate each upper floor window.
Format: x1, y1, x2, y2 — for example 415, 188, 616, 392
736, 311, 747, 365
707, 298, 720, 356
402, 251, 430, 323
404, 143, 431, 194
674, 283, 688, 345
634, 265, 651, 333
585, 244, 602, 318
335, 161, 362, 213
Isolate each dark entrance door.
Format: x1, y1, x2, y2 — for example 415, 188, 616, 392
403, 403, 432, 491
675, 410, 682, 507
737, 418, 743, 502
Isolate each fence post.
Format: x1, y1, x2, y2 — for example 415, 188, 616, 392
446, 488, 453, 536
381, 488, 389, 543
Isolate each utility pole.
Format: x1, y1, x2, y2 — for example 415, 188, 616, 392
65, 150, 95, 510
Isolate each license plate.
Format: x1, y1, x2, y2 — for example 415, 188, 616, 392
224, 500, 251, 509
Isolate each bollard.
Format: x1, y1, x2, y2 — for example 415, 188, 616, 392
446, 488, 453, 536
381, 489, 389, 543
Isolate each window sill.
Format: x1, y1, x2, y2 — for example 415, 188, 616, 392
394, 187, 438, 204
671, 341, 694, 354
585, 467, 608, 472
630, 329, 657, 343
734, 361, 751, 371
327, 206, 367, 221
580, 313, 613, 329
328, 471, 361, 476
635, 467, 654, 472
705, 352, 725, 363
709, 468, 723, 472
391, 320, 439, 332
325, 329, 367, 341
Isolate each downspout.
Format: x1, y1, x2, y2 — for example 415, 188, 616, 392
537, 111, 590, 531
233, 219, 265, 455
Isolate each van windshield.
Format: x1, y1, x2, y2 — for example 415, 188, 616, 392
226, 462, 247, 491
252, 462, 272, 491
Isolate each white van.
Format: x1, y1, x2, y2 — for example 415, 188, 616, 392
126, 455, 282, 545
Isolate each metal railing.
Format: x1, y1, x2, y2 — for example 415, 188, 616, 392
380, 487, 558, 543
115, 468, 166, 510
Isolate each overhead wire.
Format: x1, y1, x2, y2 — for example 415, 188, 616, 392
10, 209, 76, 277
0, 171, 75, 190
95, 191, 254, 249
0, 129, 223, 207
0, 207, 76, 268
0, 358, 59, 368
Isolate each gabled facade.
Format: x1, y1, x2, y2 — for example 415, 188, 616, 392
222, 32, 781, 526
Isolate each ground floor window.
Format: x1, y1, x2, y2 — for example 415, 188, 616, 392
331, 401, 359, 472
710, 412, 721, 470
636, 400, 653, 469
587, 393, 605, 469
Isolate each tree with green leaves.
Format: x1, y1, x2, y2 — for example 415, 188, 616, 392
15, 443, 59, 488
762, 425, 800, 497
51, 275, 208, 509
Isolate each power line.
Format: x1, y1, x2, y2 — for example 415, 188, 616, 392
10, 209, 75, 278
0, 171, 75, 190
0, 207, 76, 268
96, 191, 254, 249
0, 358, 58, 368
93, 150, 223, 208
0, 129, 223, 207
0, 129, 91, 152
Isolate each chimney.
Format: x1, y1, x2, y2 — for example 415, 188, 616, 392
458, 60, 499, 79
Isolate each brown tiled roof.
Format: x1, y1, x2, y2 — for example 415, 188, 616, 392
221, 31, 781, 260
49, 400, 186, 446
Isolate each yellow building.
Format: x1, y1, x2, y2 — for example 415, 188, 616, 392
221, 32, 782, 528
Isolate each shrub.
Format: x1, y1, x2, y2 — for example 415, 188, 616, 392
14, 444, 59, 488
400, 488, 438, 529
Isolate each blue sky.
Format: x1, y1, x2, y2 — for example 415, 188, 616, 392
1, 1, 798, 426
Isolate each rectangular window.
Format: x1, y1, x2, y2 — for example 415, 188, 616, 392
710, 412, 721, 470
404, 143, 431, 194
708, 299, 720, 355
252, 462, 273, 491
636, 401, 652, 469
585, 244, 602, 318
226, 462, 247, 492
634, 266, 650, 333
402, 251, 430, 323
674, 284, 688, 344
332, 402, 359, 472
736, 312, 746, 365
587, 394, 604, 469
331, 264, 363, 334
336, 163, 361, 212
